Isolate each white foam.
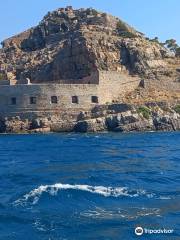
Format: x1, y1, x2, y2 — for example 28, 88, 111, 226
81, 207, 161, 220
159, 196, 171, 200
14, 183, 151, 206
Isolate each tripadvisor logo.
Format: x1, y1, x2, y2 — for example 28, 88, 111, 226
135, 227, 143, 236
135, 226, 174, 236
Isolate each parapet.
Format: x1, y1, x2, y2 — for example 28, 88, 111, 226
0, 78, 31, 86
17, 78, 31, 85
0, 79, 17, 85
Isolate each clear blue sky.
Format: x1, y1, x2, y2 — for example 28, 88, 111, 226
0, 0, 179, 45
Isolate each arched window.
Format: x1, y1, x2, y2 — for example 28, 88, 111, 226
91, 96, 99, 103
72, 96, 79, 104
51, 96, 58, 104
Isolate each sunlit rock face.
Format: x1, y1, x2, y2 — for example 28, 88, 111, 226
0, 5, 179, 85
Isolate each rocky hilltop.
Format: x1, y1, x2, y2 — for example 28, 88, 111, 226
0, 7, 179, 84
0, 6, 180, 133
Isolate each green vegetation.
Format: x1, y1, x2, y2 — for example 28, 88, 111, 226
150, 37, 163, 45
0, 73, 6, 80
164, 39, 179, 53
150, 37, 159, 43
173, 105, 180, 114
91, 9, 98, 16
86, 8, 98, 16
101, 13, 107, 17
161, 39, 180, 56
137, 106, 151, 119
149, 37, 164, 47
176, 47, 180, 57
116, 20, 129, 32
148, 37, 180, 55
120, 31, 136, 38
116, 21, 136, 38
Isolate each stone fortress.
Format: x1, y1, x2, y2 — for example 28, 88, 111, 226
0, 6, 179, 132
0, 71, 140, 119
0, 6, 142, 120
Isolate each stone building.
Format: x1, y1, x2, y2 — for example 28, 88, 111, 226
0, 70, 140, 119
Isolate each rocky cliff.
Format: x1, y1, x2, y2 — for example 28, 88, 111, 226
0, 6, 179, 101
1, 102, 180, 133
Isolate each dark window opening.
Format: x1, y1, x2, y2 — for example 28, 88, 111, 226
91, 96, 99, 103
11, 97, 16, 105
72, 96, 79, 104
30, 97, 36, 104
51, 96, 58, 104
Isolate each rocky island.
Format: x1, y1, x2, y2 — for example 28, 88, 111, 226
0, 6, 179, 133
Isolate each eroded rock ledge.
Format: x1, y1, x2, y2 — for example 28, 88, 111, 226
0, 102, 179, 133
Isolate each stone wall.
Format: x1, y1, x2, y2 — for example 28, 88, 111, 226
0, 83, 99, 119
98, 71, 141, 103
0, 71, 141, 119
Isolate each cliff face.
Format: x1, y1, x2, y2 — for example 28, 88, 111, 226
0, 6, 179, 99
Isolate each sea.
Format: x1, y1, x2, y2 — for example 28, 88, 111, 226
0, 132, 179, 240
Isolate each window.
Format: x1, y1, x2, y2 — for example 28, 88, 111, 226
30, 97, 36, 104
91, 96, 99, 103
11, 97, 16, 105
51, 96, 58, 104
72, 96, 79, 104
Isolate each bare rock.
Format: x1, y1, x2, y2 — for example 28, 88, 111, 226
113, 120, 153, 132
50, 121, 76, 132
4, 118, 29, 133
74, 118, 106, 132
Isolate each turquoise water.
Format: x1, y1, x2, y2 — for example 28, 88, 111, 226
0, 132, 179, 240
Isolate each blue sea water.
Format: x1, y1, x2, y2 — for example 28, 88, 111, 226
0, 132, 180, 240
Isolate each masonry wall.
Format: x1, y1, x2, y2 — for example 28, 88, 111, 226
0, 83, 99, 118
98, 71, 141, 103
0, 71, 141, 119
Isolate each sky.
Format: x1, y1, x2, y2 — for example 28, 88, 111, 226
0, 0, 179, 45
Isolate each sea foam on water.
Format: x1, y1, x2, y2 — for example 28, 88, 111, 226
14, 183, 153, 206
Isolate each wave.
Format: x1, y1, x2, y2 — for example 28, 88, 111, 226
14, 183, 154, 206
